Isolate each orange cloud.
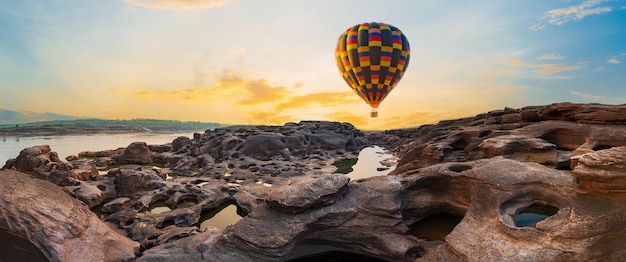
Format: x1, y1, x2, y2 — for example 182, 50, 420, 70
244, 91, 363, 125
324, 111, 369, 127
127, 73, 291, 105
504, 59, 586, 76
273, 91, 361, 112
247, 110, 297, 125
532, 63, 586, 75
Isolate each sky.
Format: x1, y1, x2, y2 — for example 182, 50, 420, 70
0, 0, 625, 130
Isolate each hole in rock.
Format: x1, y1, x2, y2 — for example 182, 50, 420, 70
406, 245, 426, 259
90, 203, 104, 217
408, 213, 464, 241
592, 144, 613, 151
514, 203, 558, 227
448, 164, 472, 173
96, 184, 107, 191
0, 230, 48, 262
149, 200, 171, 214
157, 218, 176, 229
285, 251, 389, 262
450, 135, 471, 150
478, 130, 492, 137
198, 202, 248, 230
539, 129, 587, 150
555, 161, 572, 170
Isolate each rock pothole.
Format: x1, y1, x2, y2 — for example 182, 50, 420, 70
408, 213, 464, 241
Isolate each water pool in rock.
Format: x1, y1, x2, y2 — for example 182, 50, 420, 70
334, 145, 396, 180
199, 202, 247, 230
514, 204, 559, 227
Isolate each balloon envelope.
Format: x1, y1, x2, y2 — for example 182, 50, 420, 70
335, 22, 410, 113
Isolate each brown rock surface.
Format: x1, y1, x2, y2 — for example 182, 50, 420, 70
0, 169, 139, 262
2, 104, 626, 261
265, 174, 350, 213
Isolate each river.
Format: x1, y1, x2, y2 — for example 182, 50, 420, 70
0, 132, 199, 165
1, 133, 396, 180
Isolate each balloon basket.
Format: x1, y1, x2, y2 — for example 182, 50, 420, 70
370, 109, 378, 118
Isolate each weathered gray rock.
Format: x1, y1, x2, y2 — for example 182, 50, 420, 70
113, 165, 166, 196
4, 103, 626, 262
0, 170, 139, 262
265, 174, 350, 213
479, 135, 558, 165
116, 142, 152, 164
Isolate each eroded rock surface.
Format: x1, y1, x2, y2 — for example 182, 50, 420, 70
0, 170, 139, 262
2, 104, 626, 261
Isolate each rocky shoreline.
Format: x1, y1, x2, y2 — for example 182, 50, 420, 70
1, 102, 625, 261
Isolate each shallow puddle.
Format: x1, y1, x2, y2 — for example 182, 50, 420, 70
149, 200, 171, 214
334, 145, 396, 180
515, 204, 558, 227
199, 202, 247, 230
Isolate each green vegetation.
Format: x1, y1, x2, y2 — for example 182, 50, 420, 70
0, 118, 226, 131
333, 158, 358, 174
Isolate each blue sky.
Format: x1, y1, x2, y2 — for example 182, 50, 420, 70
0, 0, 624, 129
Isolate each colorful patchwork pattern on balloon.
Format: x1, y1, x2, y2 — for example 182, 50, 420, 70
335, 22, 410, 109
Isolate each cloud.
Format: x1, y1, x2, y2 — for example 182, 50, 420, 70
245, 91, 363, 124
529, 23, 546, 32
505, 59, 525, 67
273, 91, 361, 112
504, 59, 586, 75
538, 54, 565, 60
532, 63, 586, 75
570, 91, 605, 101
247, 110, 297, 125
125, 0, 234, 10
607, 58, 620, 64
531, 0, 612, 30
324, 111, 369, 127
129, 72, 291, 105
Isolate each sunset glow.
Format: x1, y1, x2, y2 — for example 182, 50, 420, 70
1, 1, 625, 130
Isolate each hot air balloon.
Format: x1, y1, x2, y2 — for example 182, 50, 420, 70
335, 22, 410, 117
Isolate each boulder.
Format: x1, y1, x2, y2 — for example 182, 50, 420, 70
116, 142, 152, 164
265, 174, 350, 213
0, 169, 139, 262
113, 165, 166, 196
572, 146, 626, 192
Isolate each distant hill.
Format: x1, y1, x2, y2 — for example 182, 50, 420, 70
0, 118, 227, 132
0, 109, 83, 125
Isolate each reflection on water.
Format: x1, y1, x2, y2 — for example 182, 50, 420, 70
342, 145, 397, 180
199, 202, 247, 230
0, 132, 197, 164
515, 204, 559, 227
149, 201, 172, 214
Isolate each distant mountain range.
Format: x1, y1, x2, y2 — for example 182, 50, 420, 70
0, 109, 85, 125
0, 109, 227, 131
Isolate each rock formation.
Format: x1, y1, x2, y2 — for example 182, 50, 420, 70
0, 169, 139, 262
1, 103, 625, 261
